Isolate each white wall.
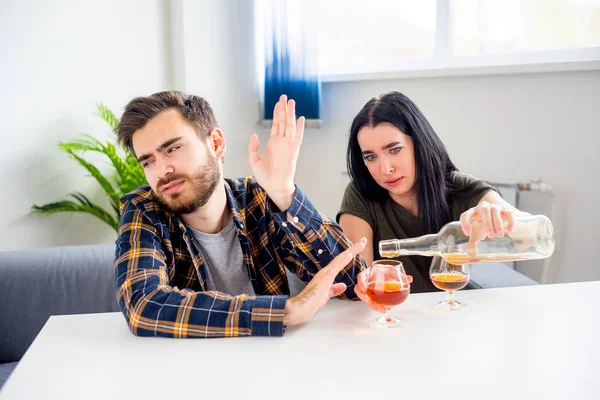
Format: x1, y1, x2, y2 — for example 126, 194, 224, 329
176, 0, 258, 179
0, 0, 171, 250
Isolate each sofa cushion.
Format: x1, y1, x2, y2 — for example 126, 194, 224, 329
0, 361, 19, 389
0, 243, 119, 364
469, 262, 538, 288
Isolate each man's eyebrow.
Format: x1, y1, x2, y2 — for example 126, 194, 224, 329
136, 136, 183, 163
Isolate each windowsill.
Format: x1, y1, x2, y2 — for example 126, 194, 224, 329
321, 59, 600, 83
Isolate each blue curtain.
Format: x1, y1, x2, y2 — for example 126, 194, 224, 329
261, 0, 321, 121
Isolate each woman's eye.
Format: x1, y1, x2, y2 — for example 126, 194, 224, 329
363, 154, 376, 162
390, 147, 402, 154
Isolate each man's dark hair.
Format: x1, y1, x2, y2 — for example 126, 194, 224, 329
116, 91, 218, 154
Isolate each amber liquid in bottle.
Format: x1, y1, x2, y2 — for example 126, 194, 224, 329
380, 251, 543, 264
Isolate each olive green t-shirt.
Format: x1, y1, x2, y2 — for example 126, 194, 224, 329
336, 171, 496, 293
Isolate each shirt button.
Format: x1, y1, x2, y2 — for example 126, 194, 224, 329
293, 216, 299, 223
318, 249, 323, 255
282, 222, 288, 227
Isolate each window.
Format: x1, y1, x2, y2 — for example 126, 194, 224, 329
318, 0, 436, 76
317, 0, 600, 80
453, 0, 600, 56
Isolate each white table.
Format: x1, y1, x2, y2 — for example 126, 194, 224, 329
2, 282, 599, 400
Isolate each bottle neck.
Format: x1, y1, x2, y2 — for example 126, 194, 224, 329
382, 234, 442, 257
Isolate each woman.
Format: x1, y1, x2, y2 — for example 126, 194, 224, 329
337, 91, 525, 298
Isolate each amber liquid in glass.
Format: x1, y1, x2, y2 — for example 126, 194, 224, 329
366, 281, 409, 306
430, 272, 469, 291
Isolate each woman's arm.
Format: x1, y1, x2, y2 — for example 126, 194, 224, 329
338, 213, 375, 267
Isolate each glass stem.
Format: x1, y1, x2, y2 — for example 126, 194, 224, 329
446, 290, 454, 305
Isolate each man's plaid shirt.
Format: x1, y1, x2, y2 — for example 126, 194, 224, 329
115, 177, 365, 338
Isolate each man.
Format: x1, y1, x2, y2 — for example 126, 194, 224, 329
114, 91, 367, 337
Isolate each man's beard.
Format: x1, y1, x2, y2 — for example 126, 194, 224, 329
153, 155, 221, 215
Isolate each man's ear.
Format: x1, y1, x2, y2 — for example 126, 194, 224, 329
207, 128, 226, 160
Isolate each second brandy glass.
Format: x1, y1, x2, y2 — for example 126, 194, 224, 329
365, 259, 411, 329
429, 257, 470, 310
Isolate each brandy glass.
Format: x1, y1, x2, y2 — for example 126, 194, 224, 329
429, 257, 470, 310
365, 259, 411, 329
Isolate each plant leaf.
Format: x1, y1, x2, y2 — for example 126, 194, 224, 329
32, 103, 146, 232
31, 193, 119, 231
95, 102, 120, 132
62, 148, 120, 213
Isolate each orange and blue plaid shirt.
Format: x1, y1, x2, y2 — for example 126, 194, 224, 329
115, 177, 364, 338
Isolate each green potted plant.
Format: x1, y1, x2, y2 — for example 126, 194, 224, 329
31, 103, 147, 232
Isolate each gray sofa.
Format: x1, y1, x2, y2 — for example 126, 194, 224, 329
0, 243, 119, 389
0, 243, 536, 389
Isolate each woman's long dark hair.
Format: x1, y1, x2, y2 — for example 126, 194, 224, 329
347, 91, 457, 235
